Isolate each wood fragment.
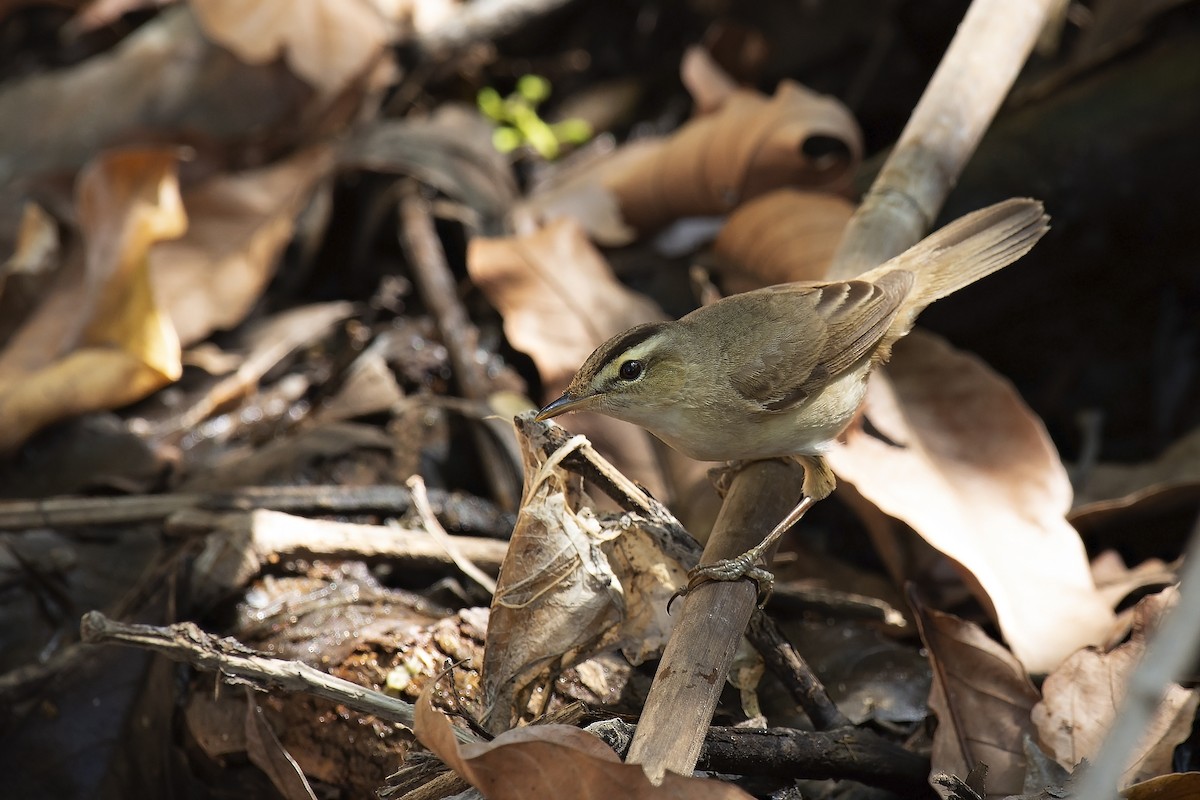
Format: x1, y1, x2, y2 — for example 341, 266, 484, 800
0, 484, 514, 538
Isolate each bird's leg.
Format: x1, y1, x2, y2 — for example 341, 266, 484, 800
672, 455, 835, 608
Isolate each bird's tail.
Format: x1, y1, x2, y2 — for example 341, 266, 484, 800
863, 197, 1049, 344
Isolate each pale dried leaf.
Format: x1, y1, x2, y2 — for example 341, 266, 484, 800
415, 688, 754, 799
680, 45, 738, 114
1091, 550, 1177, 611
827, 331, 1114, 673
0, 149, 185, 453
482, 428, 685, 730
69, 0, 175, 35
150, 147, 333, 346
913, 597, 1041, 798
711, 188, 853, 293
1031, 589, 1198, 788
191, 0, 393, 96
468, 218, 667, 495
603, 80, 861, 232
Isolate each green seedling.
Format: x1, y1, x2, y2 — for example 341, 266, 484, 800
477, 74, 593, 159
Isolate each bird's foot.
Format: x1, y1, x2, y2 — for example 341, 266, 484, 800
668, 545, 776, 612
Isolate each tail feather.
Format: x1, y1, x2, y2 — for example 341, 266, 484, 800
863, 198, 1049, 343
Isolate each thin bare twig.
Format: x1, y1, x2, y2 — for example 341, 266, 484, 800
405, 475, 497, 594
78, 611, 476, 744
0, 484, 514, 539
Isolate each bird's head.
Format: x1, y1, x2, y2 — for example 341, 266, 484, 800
535, 321, 688, 425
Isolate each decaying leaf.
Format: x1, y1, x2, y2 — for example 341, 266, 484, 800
711, 188, 854, 293
482, 426, 686, 732
468, 218, 668, 496
415, 686, 754, 799
912, 594, 1041, 798
151, 146, 334, 346
1031, 588, 1197, 788
0, 149, 185, 454
602, 79, 861, 232
827, 331, 1114, 674
190, 0, 394, 96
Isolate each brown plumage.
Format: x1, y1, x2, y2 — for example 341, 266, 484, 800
537, 197, 1049, 594
538, 197, 1048, 464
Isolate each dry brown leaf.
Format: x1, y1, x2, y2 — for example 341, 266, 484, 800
415, 687, 754, 799
603, 80, 861, 232
0, 202, 61, 344
0, 10, 310, 190
912, 595, 1041, 797
468, 218, 668, 496
1031, 589, 1198, 788
150, 146, 333, 346
482, 427, 686, 731
1122, 772, 1200, 800
1091, 550, 1178, 611
680, 45, 739, 115
711, 188, 854, 293
827, 331, 1114, 674
190, 0, 393, 96
0, 149, 185, 454
1072, 424, 1200, 520
68, 0, 175, 35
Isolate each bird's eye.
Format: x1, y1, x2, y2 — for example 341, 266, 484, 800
618, 360, 643, 381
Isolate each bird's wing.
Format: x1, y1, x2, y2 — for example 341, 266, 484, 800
727, 271, 913, 411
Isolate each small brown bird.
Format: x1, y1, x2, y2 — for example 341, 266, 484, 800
537, 198, 1049, 596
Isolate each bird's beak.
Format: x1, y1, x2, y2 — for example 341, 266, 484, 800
535, 391, 593, 421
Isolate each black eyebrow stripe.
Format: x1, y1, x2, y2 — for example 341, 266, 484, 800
601, 322, 667, 362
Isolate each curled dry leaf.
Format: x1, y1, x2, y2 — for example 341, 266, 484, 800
1031, 588, 1198, 788
603, 80, 861, 232
190, 0, 393, 96
911, 593, 1041, 798
468, 218, 668, 496
0, 149, 185, 454
150, 146, 334, 346
1071, 424, 1200, 524
711, 188, 854, 293
415, 686, 754, 800
482, 428, 686, 731
827, 331, 1114, 674
1122, 772, 1200, 800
